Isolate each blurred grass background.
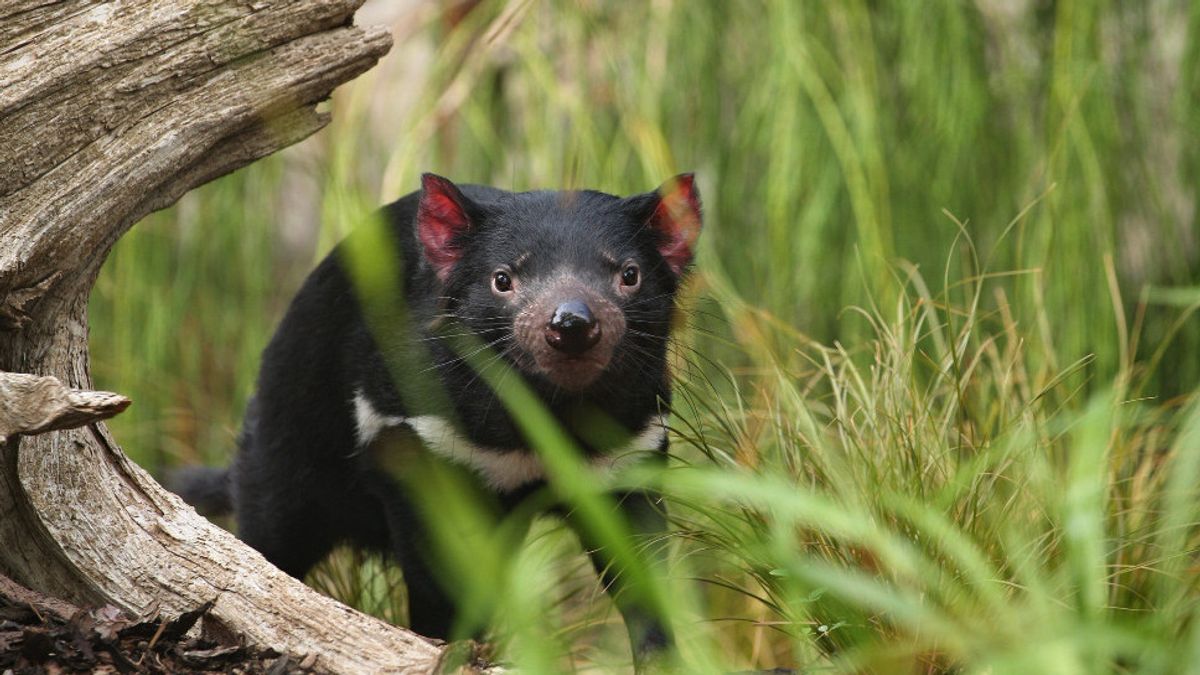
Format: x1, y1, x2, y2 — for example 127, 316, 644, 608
88, 1, 1200, 672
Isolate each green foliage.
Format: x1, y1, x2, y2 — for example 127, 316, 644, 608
658, 264, 1200, 672
88, 1, 1200, 672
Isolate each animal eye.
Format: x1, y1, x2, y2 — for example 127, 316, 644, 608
492, 270, 513, 293
620, 265, 640, 287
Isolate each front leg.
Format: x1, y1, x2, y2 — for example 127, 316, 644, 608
372, 433, 536, 642
574, 489, 673, 667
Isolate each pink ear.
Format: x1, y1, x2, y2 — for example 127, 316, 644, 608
650, 174, 702, 276
417, 173, 472, 281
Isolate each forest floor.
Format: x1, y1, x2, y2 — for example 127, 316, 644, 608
0, 573, 313, 674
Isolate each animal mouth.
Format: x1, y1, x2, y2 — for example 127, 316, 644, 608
536, 351, 611, 390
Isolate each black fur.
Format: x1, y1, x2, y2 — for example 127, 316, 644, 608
175, 176, 700, 665
168, 466, 231, 516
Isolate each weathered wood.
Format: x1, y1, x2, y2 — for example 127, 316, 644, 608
0, 371, 130, 443
0, 570, 82, 622
0, 272, 60, 331
0, 1, 457, 672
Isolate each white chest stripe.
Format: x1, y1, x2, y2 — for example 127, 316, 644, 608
353, 391, 666, 492
353, 393, 406, 446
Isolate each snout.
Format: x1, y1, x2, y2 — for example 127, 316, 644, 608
544, 299, 601, 356
513, 280, 628, 391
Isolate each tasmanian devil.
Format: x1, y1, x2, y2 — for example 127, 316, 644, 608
175, 172, 702, 664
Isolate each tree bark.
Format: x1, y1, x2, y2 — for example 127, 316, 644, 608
0, 1, 455, 672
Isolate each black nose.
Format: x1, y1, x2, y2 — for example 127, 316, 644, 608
545, 299, 601, 355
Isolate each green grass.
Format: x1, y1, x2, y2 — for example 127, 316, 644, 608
88, 1, 1200, 672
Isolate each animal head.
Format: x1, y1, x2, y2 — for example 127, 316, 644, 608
416, 173, 702, 392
